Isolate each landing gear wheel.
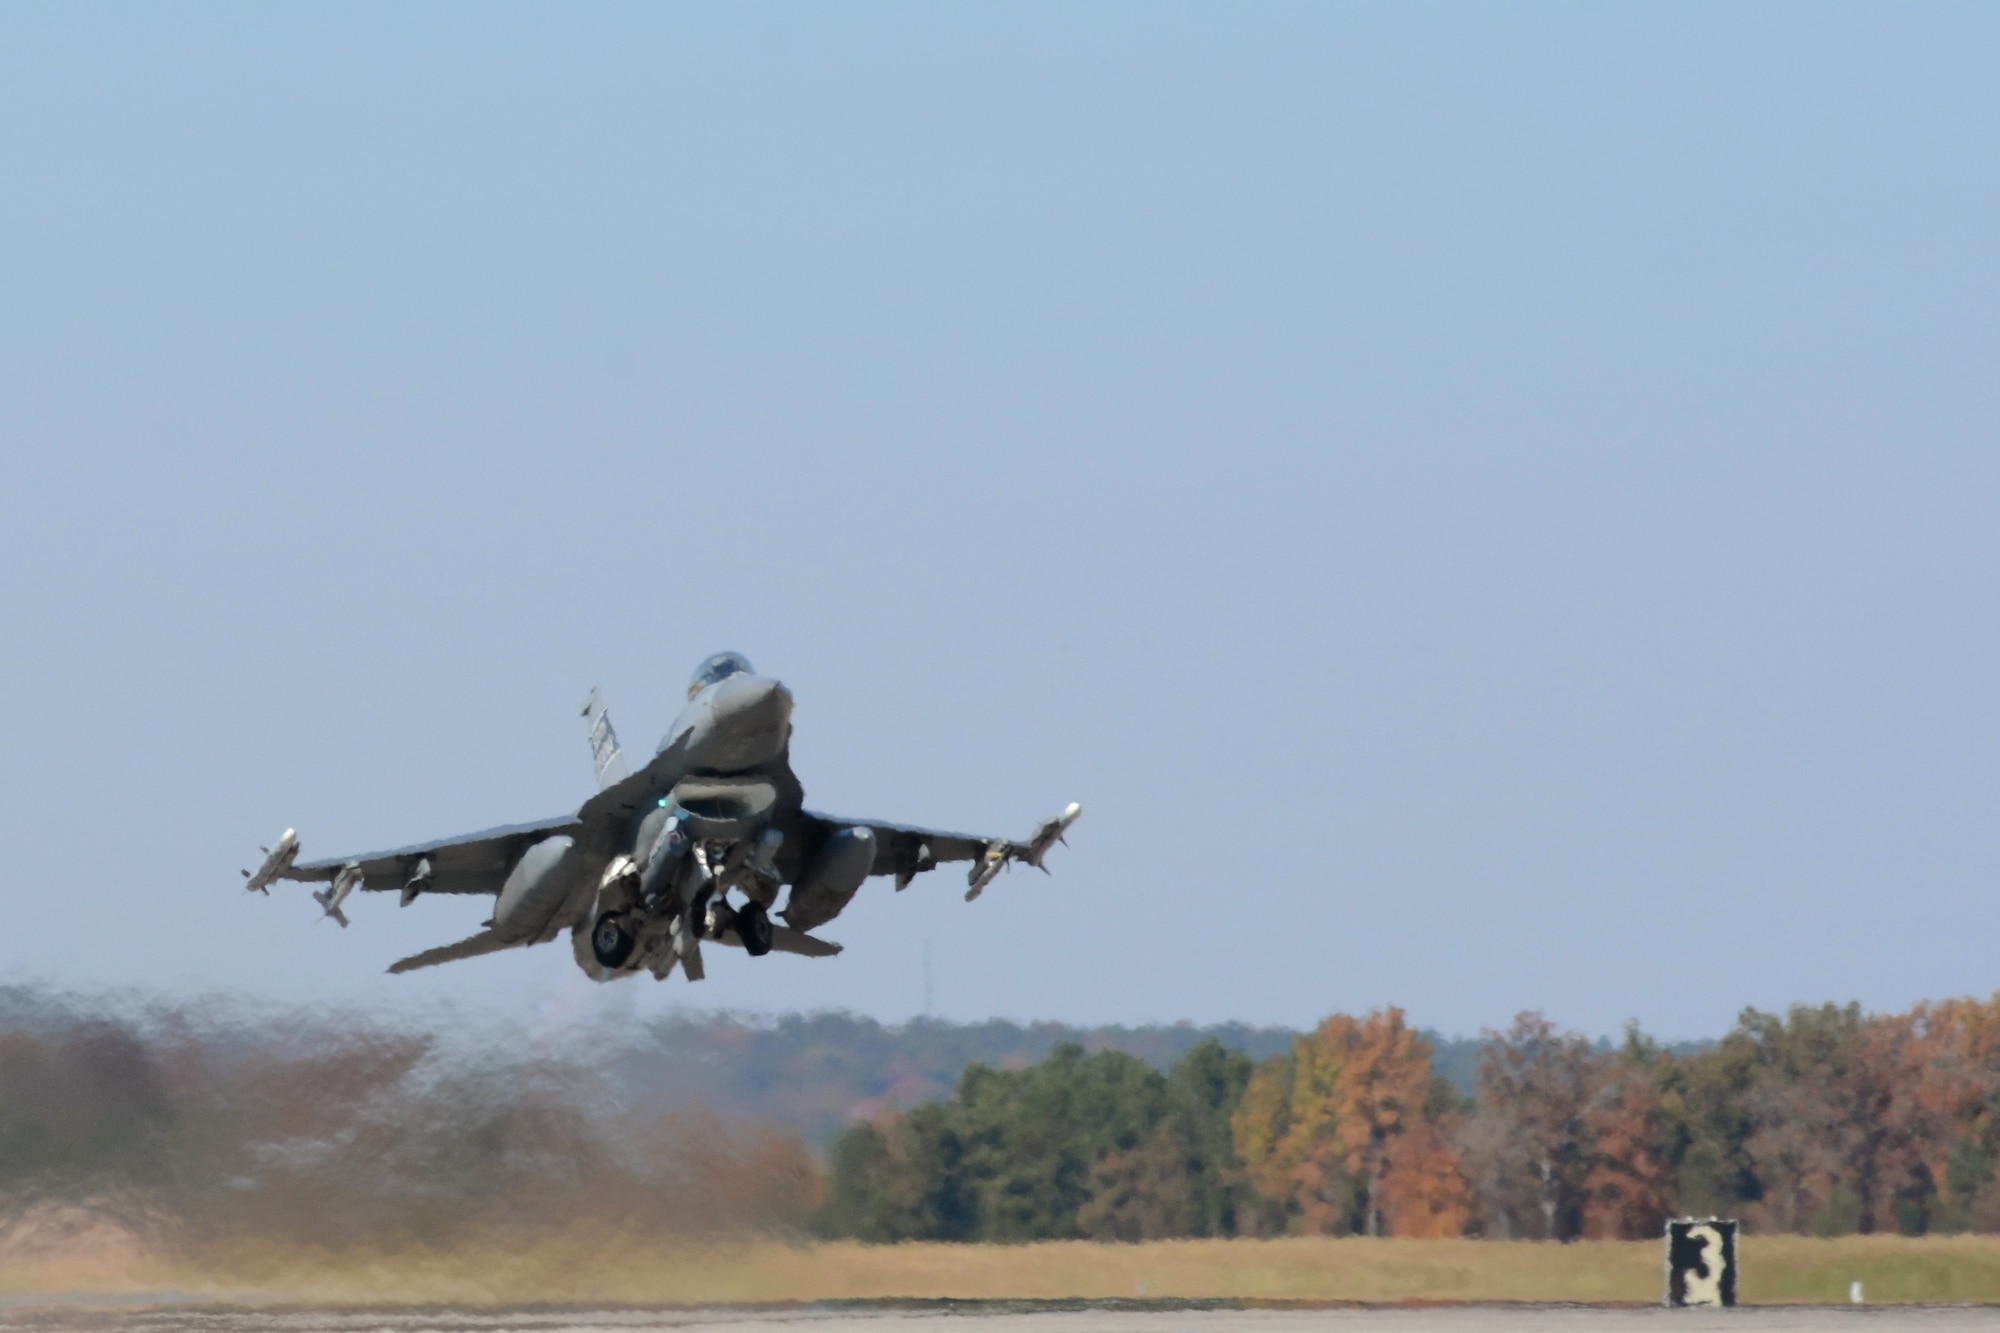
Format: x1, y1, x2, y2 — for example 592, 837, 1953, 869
591, 912, 636, 969
737, 901, 774, 957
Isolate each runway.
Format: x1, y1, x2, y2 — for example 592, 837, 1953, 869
0, 1304, 1992, 1333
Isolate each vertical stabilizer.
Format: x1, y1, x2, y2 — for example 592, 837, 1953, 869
581, 687, 630, 790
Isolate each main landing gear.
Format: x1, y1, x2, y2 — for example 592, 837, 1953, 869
591, 912, 636, 969
736, 900, 773, 957
591, 898, 774, 970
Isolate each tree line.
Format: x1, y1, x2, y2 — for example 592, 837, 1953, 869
818, 998, 2000, 1241
12, 986, 2000, 1248
623, 1010, 1299, 1147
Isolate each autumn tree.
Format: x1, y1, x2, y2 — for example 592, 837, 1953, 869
1735, 1004, 1925, 1236
1235, 1016, 1359, 1233
1232, 1036, 1320, 1228
1462, 1012, 1602, 1240
1232, 1009, 1468, 1237
1580, 1027, 1676, 1238
1905, 997, 2000, 1231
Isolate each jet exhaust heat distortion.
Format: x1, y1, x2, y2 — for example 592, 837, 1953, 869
243, 654, 1079, 982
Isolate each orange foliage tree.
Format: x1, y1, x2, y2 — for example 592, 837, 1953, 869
1900, 997, 2000, 1232
1232, 1008, 1468, 1236
1580, 1037, 1676, 1239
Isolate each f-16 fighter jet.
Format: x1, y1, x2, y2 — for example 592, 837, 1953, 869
244, 653, 1080, 982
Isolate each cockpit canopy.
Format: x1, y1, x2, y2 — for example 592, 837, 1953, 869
688, 651, 755, 699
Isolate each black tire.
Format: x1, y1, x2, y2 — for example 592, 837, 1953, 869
737, 900, 774, 957
591, 912, 636, 969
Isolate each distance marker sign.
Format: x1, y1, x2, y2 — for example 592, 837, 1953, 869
1665, 1218, 1737, 1307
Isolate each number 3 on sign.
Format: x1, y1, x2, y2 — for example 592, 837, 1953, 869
1681, 1225, 1725, 1306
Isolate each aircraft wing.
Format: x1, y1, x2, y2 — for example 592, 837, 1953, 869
798, 802, 1080, 900
281, 814, 583, 895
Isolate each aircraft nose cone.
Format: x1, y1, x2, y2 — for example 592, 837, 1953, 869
688, 673, 793, 771
714, 673, 792, 730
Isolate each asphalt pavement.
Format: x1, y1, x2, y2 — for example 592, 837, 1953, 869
0, 1304, 1993, 1333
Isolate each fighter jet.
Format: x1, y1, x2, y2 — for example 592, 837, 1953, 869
244, 653, 1080, 981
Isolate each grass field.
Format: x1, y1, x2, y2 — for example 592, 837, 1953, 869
9, 1229, 2000, 1306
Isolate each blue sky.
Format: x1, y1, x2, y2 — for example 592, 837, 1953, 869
1, 4, 1996, 1039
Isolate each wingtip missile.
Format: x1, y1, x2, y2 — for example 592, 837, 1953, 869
965, 802, 1082, 901
1023, 801, 1082, 870
242, 829, 301, 894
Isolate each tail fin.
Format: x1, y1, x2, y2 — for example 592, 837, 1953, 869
581, 686, 629, 790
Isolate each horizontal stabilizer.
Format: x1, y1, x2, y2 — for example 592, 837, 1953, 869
387, 929, 518, 975
769, 925, 842, 958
